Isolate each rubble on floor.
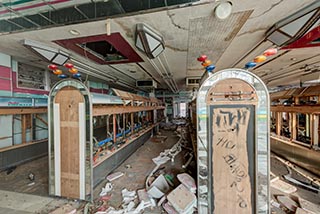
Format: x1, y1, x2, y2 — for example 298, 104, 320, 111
271, 154, 320, 214
92, 119, 197, 214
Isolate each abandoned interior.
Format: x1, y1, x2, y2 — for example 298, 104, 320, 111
0, 0, 320, 213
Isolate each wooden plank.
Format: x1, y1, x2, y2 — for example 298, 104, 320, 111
35, 114, 48, 126
271, 105, 320, 114
0, 139, 47, 153
292, 113, 297, 140
93, 105, 164, 116
21, 114, 27, 144
0, 107, 46, 115
276, 112, 282, 136
211, 106, 253, 214
55, 86, 84, 199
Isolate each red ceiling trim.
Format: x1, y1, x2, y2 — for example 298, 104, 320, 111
54, 33, 143, 64
282, 25, 320, 50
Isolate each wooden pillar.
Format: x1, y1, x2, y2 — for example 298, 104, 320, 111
122, 114, 125, 137
113, 114, 116, 143
289, 113, 292, 134
292, 113, 297, 140
312, 114, 319, 147
306, 114, 310, 137
276, 112, 282, 136
21, 114, 27, 143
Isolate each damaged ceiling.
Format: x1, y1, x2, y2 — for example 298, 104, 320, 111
0, 0, 319, 93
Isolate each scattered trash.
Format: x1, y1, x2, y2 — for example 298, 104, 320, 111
271, 176, 297, 194
270, 199, 281, 209
67, 209, 77, 214
167, 184, 197, 214
157, 195, 167, 207
163, 202, 178, 214
177, 173, 196, 194
99, 182, 113, 197
276, 195, 299, 212
147, 174, 170, 199
106, 172, 124, 181
295, 207, 312, 214
182, 153, 193, 169
27, 182, 35, 186
122, 188, 136, 204
283, 174, 319, 193
299, 197, 320, 214
28, 172, 35, 181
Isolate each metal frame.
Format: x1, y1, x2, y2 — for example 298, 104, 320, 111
196, 68, 270, 213
48, 79, 93, 201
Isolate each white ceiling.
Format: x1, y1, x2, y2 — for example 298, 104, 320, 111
0, 0, 319, 92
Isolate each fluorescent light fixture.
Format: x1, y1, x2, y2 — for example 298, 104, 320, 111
23, 39, 70, 65
135, 23, 165, 59
214, 1, 233, 20
266, 1, 320, 46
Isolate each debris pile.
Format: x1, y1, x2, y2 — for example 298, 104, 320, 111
93, 119, 197, 214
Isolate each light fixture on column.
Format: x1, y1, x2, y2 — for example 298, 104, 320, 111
135, 23, 165, 59
266, 1, 320, 47
214, 1, 233, 20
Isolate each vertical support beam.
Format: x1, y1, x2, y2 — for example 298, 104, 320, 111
122, 114, 125, 137
78, 103, 85, 200
288, 113, 292, 134
294, 97, 299, 105
21, 114, 27, 143
292, 113, 297, 140
276, 112, 282, 136
113, 114, 116, 143
131, 100, 134, 133
306, 114, 310, 137
312, 114, 319, 148
106, 115, 110, 135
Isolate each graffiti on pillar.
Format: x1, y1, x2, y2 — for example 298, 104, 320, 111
211, 106, 254, 214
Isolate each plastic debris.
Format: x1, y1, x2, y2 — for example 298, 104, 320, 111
167, 184, 197, 214
106, 172, 124, 181
122, 188, 137, 205
99, 182, 113, 197
271, 176, 297, 194
177, 173, 197, 194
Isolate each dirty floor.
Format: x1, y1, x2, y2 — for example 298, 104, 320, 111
0, 130, 319, 213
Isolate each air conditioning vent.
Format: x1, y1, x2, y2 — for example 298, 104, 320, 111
136, 80, 157, 88
186, 77, 201, 86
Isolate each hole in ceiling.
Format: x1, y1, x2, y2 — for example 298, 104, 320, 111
78, 40, 128, 62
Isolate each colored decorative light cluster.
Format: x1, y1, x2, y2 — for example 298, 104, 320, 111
245, 48, 278, 69
47, 63, 81, 79
197, 55, 216, 73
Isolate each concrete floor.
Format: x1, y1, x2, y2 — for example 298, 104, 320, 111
0, 130, 319, 213
0, 130, 193, 213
